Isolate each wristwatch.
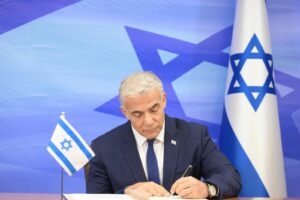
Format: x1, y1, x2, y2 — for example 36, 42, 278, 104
205, 182, 219, 199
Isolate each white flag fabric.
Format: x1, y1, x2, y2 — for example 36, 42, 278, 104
219, 0, 286, 197
47, 114, 95, 176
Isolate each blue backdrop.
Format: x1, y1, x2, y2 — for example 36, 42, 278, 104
0, 0, 299, 197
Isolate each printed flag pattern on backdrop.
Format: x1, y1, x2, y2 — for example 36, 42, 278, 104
47, 114, 95, 176
220, 0, 286, 197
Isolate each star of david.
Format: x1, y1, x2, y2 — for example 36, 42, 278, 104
60, 138, 72, 151
94, 26, 300, 150
3, 4, 300, 160
227, 34, 276, 111
95, 26, 233, 136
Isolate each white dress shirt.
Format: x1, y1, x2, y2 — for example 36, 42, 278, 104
131, 123, 165, 184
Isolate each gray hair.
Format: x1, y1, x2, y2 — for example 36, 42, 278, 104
119, 71, 164, 106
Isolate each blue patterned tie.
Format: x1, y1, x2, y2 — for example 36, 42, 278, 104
147, 139, 160, 184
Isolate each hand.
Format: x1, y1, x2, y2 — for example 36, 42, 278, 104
125, 182, 170, 197
125, 187, 151, 200
170, 176, 208, 199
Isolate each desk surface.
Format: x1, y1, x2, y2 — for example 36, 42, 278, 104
0, 193, 60, 200
0, 193, 298, 200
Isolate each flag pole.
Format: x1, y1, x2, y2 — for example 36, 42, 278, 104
61, 112, 65, 200
61, 167, 64, 200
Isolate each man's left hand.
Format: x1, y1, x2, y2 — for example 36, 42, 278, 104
170, 176, 209, 199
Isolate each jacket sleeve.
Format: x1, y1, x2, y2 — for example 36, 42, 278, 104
197, 126, 242, 198
86, 140, 114, 194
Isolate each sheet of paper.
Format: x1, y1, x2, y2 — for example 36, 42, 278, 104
64, 194, 134, 200
150, 196, 206, 200
149, 196, 182, 199
64, 193, 206, 200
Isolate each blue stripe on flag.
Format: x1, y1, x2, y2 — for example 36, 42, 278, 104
48, 141, 76, 175
58, 119, 93, 160
219, 110, 269, 197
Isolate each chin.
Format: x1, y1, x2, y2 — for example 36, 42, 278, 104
143, 131, 159, 139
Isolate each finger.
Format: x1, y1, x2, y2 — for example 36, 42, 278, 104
129, 182, 142, 190
175, 176, 199, 194
155, 187, 170, 196
150, 182, 170, 196
126, 188, 151, 200
170, 177, 189, 194
174, 179, 192, 195
177, 186, 193, 198
158, 186, 171, 196
144, 186, 160, 196
142, 182, 170, 197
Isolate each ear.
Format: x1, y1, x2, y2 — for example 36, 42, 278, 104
120, 106, 129, 119
162, 92, 167, 109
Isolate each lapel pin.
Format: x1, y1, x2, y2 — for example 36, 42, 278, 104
171, 140, 176, 145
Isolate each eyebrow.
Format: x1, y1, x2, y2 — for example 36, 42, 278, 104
150, 103, 160, 110
129, 102, 160, 115
131, 110, 142, 115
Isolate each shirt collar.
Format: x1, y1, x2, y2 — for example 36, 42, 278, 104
132, 121, 165, 147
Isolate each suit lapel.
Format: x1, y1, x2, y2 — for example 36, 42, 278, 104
120, 122, 148, 182
162, 115, 179, 191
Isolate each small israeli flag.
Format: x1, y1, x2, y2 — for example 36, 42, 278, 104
47, 113, 95, 176
171, 140, 176, 145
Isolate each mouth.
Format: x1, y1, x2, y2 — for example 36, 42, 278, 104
143, 129, 157, 134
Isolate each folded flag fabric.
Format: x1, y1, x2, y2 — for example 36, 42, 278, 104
219, 0, 286, 197
47, 113, 95, 176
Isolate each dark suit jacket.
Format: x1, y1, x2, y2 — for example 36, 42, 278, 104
87, 115, 241, 198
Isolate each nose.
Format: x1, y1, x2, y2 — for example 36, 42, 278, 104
144, 113, 153, 126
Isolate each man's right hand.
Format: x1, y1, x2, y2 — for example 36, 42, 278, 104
125, 182, 170, 197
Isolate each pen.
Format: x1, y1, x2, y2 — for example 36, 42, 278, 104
170, 164, 193, 196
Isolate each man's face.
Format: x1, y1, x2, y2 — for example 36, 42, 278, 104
121, 88, 166, 139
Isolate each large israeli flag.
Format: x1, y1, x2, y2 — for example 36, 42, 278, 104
219, 0, 286, 197
47, 113, 95, 176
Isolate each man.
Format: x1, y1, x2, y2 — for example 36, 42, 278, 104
87, 71, 241, 198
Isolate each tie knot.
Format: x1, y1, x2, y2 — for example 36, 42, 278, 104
147, 139, 155, 146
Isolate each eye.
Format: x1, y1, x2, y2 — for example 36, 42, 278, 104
151, 104, 160, 112
132, 112, 142, 118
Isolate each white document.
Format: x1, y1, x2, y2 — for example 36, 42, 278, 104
64, 194, 133, 200
63, 194, 201, 200
150, 197, 182, 199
